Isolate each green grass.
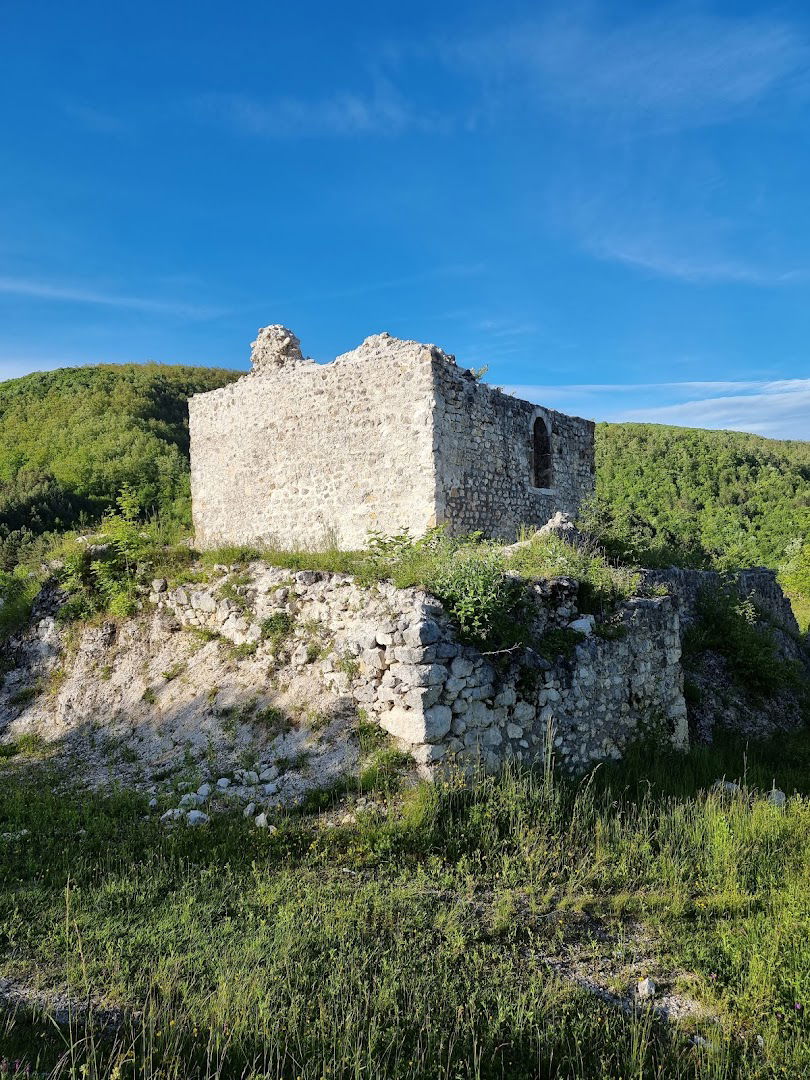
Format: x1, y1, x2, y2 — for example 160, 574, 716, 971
358, 746, 413, 793
32, 524, 642, 654
253, 704, 291, 734
0, 733, 809, 1078
0, 733, 45, 759
6, 684, 41, 708
259, 611, 294, 652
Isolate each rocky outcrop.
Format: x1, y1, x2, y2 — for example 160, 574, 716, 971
642, 567, 809, 742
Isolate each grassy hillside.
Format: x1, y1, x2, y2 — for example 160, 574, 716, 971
592, 422, 810, 626
0, 363, 239, 568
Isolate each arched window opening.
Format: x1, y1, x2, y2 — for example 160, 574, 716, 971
532, 417, 552, 489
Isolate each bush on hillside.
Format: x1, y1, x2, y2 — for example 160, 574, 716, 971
682, 585, 802, 696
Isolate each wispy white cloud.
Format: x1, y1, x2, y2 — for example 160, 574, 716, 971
190, 79, 441, 139
504, 378, 810, 440
0, 276, 224, 319
452, 7, 809, 130
465, 7, 810, 287
556, 164, 804, 285
508, 380, 787, 397
617, 382, 810, 439
586, 233, 802, 285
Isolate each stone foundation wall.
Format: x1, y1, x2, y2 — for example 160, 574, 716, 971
154, 564, 687, 775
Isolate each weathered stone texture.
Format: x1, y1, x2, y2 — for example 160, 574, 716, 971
4, 562, 804, 794
189, 328, 595, 550
432, 360, 595, 539
190, 334, 438, 550
141, 569, 688, 775
0, 564, 689, 782
248, 325, 309, 373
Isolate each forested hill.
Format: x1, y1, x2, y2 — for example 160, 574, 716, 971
592, 423, 810, 626
0, 363, 239, 568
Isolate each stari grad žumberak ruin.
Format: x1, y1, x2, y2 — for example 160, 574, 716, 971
188, 325, 596, 549
0, 325, 806, 804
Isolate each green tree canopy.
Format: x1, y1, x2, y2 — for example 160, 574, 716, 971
0, 363, 238, 567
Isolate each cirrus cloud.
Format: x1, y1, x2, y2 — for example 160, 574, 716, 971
505, 378, 810, 440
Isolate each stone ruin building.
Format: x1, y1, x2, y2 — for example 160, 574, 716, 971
1, 327, 803, 792
189, 325, 595, 550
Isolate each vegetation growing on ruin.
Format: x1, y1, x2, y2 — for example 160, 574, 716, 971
1, 733, 810, 1078
682, 587, 805, 698
193, 528, 644, 650
1, 500, 642, 650
54, 490, 160, 621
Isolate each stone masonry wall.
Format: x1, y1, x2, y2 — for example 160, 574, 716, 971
189, 335, 439, 550
432, 360, 596, 540
642, 567, 800, 634
189, 328, 596, 551
151, 564, 687, 775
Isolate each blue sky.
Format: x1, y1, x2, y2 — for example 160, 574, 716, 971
1, 0, 808, 438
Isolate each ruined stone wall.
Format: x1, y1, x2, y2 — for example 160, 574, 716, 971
642, 567, 800, 634
151, 565, 687, 775
189, 336, 439, 550
0, 563, 688, 805
189, 328, 597, 552
431, 359, 595, 540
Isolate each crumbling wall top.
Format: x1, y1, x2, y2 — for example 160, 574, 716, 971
249, 325, 312, 373
333, 332, 457, 369
246, 326, 458, 378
